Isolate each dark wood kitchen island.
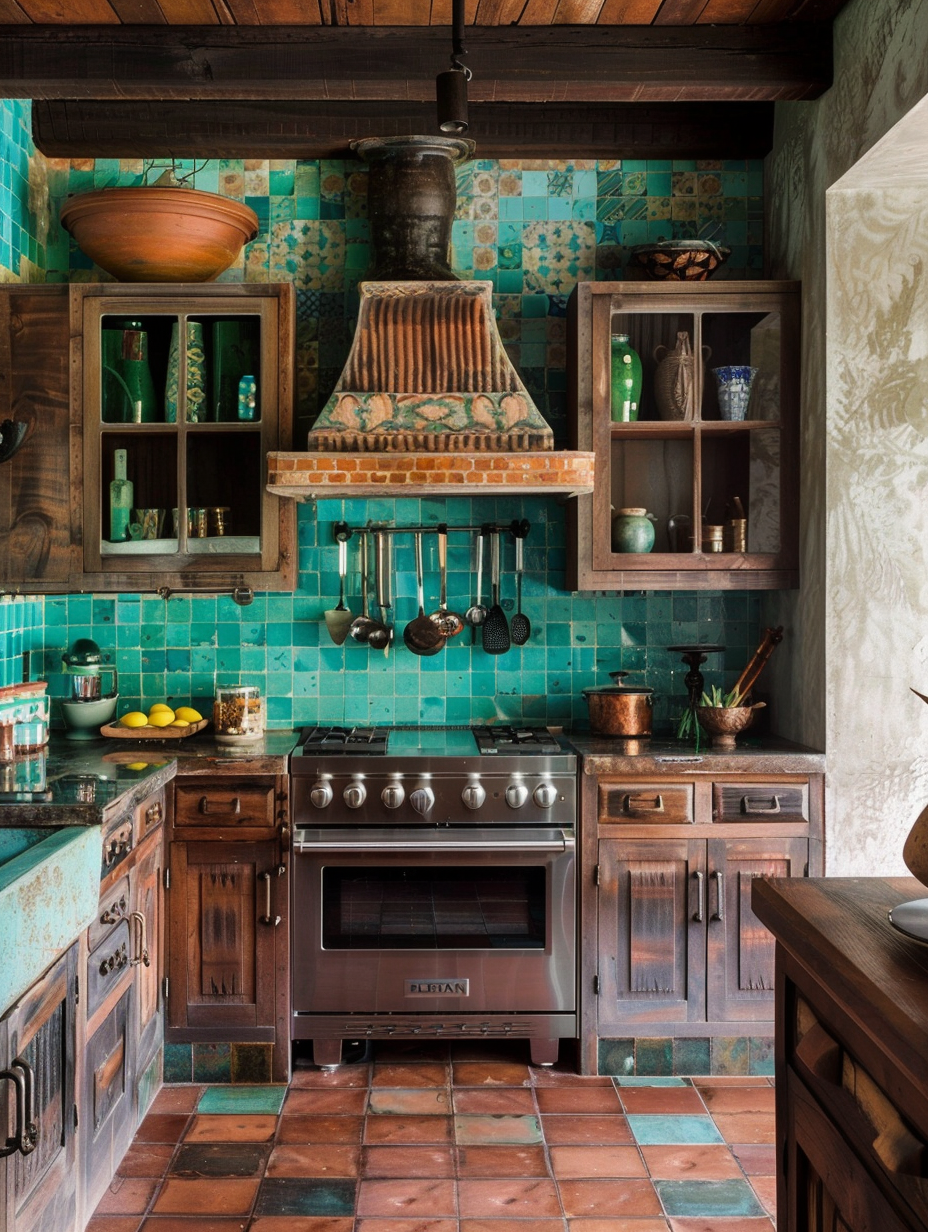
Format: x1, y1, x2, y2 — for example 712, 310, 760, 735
752, 875, 928, 1232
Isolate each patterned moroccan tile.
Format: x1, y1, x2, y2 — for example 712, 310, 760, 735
627, 1116, 724, 1146
655, 1178, 766, 1218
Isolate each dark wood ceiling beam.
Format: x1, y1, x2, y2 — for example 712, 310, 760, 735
31, 97, 775, 158
0, 23, 832, 101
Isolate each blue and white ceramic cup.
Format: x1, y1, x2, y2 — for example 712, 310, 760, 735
712, 365, 758, 421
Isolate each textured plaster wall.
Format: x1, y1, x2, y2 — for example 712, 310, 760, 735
766, 0, 928, 873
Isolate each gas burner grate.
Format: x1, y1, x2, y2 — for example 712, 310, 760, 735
298, 726, 389, 753
472, 725, 561, 754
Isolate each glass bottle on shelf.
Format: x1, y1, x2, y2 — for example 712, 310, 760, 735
109, 448, 134, 542
610, 333, 642, 422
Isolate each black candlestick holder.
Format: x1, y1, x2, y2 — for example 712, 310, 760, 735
668, 643, 725, 740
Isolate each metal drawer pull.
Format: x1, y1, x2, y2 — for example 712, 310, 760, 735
104, 833, 133, 866
711, 870, 724, 921
693, 870, 705, 922
130, 910, 150, 967
99, 941, 129, 977
145, 801, 164, 829
261, 865, 286, 926
624, 794, 664, 813
741, 795, 780, 815
0, 1058, 37, 1157
101, 893, 128, 925
199, 795, 242, 815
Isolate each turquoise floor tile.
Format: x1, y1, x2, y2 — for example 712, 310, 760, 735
627, 1114, 724, 1144
656, 1178, 765, 1217
614, 1076, 688, 1087
197, 1085, 287, 1115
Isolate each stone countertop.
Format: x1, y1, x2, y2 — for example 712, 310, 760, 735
567, 733, 825, 776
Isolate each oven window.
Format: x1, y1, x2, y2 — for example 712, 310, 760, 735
321, 866, 546, 950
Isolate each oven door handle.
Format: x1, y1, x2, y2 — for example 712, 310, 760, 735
294, 827, 574, 853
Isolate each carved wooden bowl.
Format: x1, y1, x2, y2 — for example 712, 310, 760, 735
695, 705, 755, 749
60, 187, 258, 282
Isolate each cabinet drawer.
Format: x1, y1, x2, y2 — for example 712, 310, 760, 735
713, 782, 808, 822
87, 918, 132, 1018
137, 790, 165, 838
89, 873, 132, 952
175, 782, 276, 829
598, 782, 693, 824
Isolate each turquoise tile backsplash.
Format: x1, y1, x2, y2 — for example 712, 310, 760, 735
0, 123, 769, 729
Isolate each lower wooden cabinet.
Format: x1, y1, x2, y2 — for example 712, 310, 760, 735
0, 943, 79, 1232
165, 774, 290, 1081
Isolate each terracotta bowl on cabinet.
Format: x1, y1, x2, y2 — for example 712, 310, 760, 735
59, 187, 259, 282
695, 704, 754, 749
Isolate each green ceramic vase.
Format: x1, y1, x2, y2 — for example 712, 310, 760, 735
610, 333, 643, 422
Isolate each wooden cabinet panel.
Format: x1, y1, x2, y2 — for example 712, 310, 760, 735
81, 987, 133, 1223
706, 836, 806, 1022
0, 943, 79, 1232
597, 839, 706, 1031
712, 781, 808, 822
174, 781, 276, 833
132, 828, 163, 1078
599, 781, 694, 825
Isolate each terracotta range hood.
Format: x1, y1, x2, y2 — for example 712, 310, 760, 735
268, 136, 594, 500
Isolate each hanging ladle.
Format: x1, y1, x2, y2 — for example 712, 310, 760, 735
465, 527, 488, 640
349, 532, 378, 644
323, 534, 354, 646
366, 531, 393, 653
403, 532, 446, 656
429, 523, 466, 637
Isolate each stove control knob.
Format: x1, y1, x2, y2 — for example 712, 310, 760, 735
506, 781, 529, 809
534, 783, 558, 809
410, 786, 435, 816
382, 781, 405, 810
461, 781, 486, 810
310, 780, 333, 809
343, 778, 367, 809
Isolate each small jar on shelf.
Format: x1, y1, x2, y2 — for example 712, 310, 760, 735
213, 684, 265, 744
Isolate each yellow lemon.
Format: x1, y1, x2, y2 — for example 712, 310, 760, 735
126, 762, 150, 771
120, 711, 149, 728
174, 706, 202, 723
147, 711, 176, 728
148, 703, 173, 715
168, 718, 191, 728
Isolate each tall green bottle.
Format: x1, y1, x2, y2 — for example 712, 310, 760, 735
610, 333, 643, 422
109, 448, 134, 542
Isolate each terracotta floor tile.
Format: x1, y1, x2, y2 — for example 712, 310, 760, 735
184, 1114, 278, 1143
548, 1145, 646, 1178
85, 1219, 144, 1232
751, 1174, 778, 1213
455, 1145, 550, 1177
732, 1144, 776, 1175
139, 1220, 250, 1232
541, 1114, 633, 1145
619, 1087, 708, 1115
710, 1114, 776, 1145
454, 1114, 542, 1145
452, 1061, 532, 1087
277, 1115, 365, 1144
152, 1178, 259, 1215
369, 1088, 451, 1115
150, 1087, 204, 1114
642, 1143, 744, 1180
362, 1146, 456, 1177
169, 1142, 269, 1178
251, 1220, 354, 1232
355, 1177, 457, 1217
559, 1177, 663, 1218
699, 1085, 776, 1115
536, 1087, 623, 1114
453, 1087, 537, 1115
531, 1069, 615, 1087
94, 1178, 159, 1215
356, 1221, 458, 1232
290, 1065, 372, 1088
117, 1144, 175, 1177
458, 1177, 562, 1218
566, 1220, 670, 1231
267, 1145, 361, 1178
690, 1077, 771, 1088
371, 1062, 450, 1088
134, 1113, 191, 1144
284, 1088, 368, 1115
461, 1222, 568, 1232
363, 1115, 454, 1145
254, 1177, 356, 1218
668, 1220, 775, 1232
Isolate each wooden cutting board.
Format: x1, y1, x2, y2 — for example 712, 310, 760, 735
100, 719, 209, 739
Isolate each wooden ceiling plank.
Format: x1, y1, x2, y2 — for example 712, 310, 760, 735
697, 0, 756, 20
33, 96, 775, 159
107, 0, 169, 20
0, 23, 832, 99
598, 0, 664, 21
553, 0, 606, 23
245, 0, 323, 19
473, 0, 526, 22
517, 0, 560, 21
16, 0, 119, 19
155, 0, 224, 19
653, 0, 709, 22
372, 0, 429, 21
0, 0, 31, 19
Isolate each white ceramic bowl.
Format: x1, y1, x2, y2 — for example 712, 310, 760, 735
61, 694, 119, 738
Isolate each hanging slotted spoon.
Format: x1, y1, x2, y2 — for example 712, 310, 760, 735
429, 524, 466, 637
510, 535, 531, 646
323, 535, 354, 646
482, 530, 510, 655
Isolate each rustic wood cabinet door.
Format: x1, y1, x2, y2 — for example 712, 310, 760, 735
597, 839, 707, 1032
80, 986, 134, 1224
0, 943, 79, 1232
167, 840, 286, 1039
132, 828, 164, 1082
706, 837, 807, 1023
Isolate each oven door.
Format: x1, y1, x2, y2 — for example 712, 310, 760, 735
291, 827, 575, 1015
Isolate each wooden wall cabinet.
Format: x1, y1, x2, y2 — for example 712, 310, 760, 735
567, 280, 800, 591
580, 766, 823, 1074
165, 774, 290, 1082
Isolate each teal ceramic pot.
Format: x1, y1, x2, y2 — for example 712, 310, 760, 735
612, 507, 656, 553
610, 333, 643, 422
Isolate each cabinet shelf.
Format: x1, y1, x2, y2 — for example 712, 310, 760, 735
568, 280, 800, 591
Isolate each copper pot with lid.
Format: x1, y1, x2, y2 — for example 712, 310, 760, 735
582, 671, 654, 737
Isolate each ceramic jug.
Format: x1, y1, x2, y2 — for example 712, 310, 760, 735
611, 507, 656, 553
653, 331, 711, 421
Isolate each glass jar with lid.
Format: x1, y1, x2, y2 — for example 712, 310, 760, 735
213, 684, 265, 744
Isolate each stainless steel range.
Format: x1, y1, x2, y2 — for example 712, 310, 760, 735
290, 725, 577, 1068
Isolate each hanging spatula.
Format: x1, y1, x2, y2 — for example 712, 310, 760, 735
482, 530, 510, 655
